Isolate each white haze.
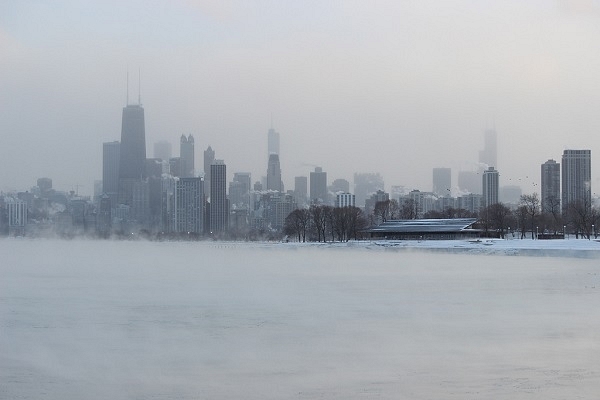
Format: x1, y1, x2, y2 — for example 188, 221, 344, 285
1, 1, 600, 195
2, 239, 600, 399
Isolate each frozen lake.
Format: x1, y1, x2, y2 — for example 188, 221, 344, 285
2, 239, 600, 399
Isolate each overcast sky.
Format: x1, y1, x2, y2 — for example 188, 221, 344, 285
1, 0, 600, 196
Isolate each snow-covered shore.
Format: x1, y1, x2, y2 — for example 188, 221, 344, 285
282, 237, 600, 257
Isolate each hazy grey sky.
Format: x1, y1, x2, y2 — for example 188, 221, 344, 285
2, 0, 600, 196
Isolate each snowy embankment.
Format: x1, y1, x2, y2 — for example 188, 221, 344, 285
282, 237, 600, 257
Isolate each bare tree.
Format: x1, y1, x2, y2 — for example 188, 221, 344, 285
332, 207, 348, 242
283, 208, 310, 242
309, 205, 327, 242
592, 207, 600, 239
423, 210, 445, 219
488, 203, 512, 239
372, 199, 399, 224
323, 205, 335, 242
520, 194, 540, 239
567, 198, 594, 239
452, 208, 478, 218
515, 205, 528, 239
347, 206, 368, 240
399, 198, 418, 219
543, 195, 562, 234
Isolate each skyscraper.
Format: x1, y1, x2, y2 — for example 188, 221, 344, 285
562, 150, 591, 214
432, 167, 451, 196
330, 179, 350, 194
266, 154, 283, 192
482, 166, 499, 208
354, 173, 384, 209
210, 160, 227, 233
310, 167, 327, 204
479, 128, 497, 168
131, 179, 150, 224
204, 146, 215, 199
335, 193, 355, 208
118, 103, 146, 206
103, 141, 120, 206
294, 176, 308, 206
541, 159, 560, 213
174, 177, 203, 234
180, 134, 195, 178
268, 127, 280, 156
230, 172, 251, 208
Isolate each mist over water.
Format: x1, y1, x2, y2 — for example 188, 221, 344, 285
2, 239, 600, 399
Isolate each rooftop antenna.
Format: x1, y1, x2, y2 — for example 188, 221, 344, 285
270, 113, 274, 130
138, 68, 141, 105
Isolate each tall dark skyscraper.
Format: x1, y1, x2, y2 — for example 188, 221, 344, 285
118, 103, 146, 206
268, 127, 280, 156
118, 104, 146, 179
180, 134, 195, 178
266, 154, 283, 192
562, 149, 591, 215
210, 160, 228, 233
541, 159, 560, 213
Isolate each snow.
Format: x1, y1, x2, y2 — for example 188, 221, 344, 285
1, 238, 600, 399
285, 237, 600, 257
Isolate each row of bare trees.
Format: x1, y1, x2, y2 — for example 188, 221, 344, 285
283, 205, 369, 242
479, 193, 600, 239
372, 199, 418, 223
372, 198, 479, 223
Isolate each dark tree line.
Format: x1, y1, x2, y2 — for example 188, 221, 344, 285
284, 192, 599, 242
477, 193, 599, 239
283, 205, 369, 242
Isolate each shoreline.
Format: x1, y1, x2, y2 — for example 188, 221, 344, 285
3, 236, 600, 258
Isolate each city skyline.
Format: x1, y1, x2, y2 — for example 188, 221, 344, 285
2, 1, 600, 196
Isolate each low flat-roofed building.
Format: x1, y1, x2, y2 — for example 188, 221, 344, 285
366, 218, 479, 240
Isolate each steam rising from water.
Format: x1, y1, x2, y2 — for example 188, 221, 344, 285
1, 239, 600, 399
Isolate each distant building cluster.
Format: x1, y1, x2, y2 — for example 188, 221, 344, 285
0, 101, 596, 240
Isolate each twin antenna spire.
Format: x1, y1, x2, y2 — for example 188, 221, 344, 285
126, 68, 142, 106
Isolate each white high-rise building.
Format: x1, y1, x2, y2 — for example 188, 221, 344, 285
482, 166, 499, 208
6, 197, 27, 235
335, 193, 355, 208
